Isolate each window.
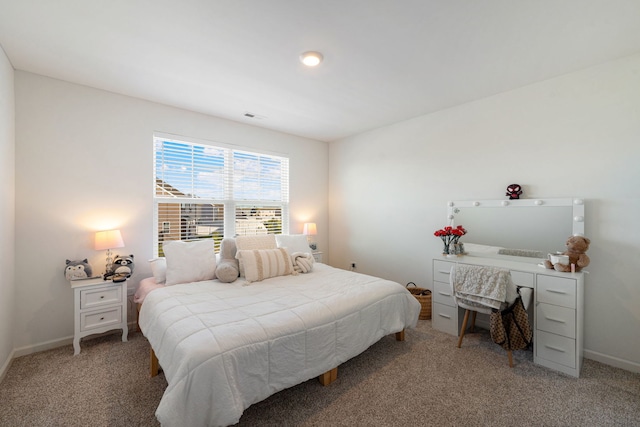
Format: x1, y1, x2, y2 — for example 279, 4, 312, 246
153, 134, 289, 256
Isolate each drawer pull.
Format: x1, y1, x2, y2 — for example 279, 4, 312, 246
438, 313, 451, 319
547, 289, 568, 295
545, 344, 566, 353
546, 316, 566, 324
439, 270, 451, 275
438, 291, 451, 297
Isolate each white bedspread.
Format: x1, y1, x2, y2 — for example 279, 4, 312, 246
139, 263, 420, 427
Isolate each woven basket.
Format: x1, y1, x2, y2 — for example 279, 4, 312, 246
406, 282, 432, 320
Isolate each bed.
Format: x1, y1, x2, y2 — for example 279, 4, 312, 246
137, 236, 421, 427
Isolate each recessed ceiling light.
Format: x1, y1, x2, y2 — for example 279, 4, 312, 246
300, 51, 323, 67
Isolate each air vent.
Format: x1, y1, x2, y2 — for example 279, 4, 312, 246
243, 112, 266, 120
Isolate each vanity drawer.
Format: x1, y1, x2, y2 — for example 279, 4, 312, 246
510, 271, 534, 288
433, 280, 455, 307
537, 275, 576, 309
433, 260, 454, 282
536, 303, 576, 338
536, 330, 576, 368
80, 286, 122, 309
81, 306, 123, 331
432, 302, 459, 336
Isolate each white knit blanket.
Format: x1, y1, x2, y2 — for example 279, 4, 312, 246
451, 265, 511, 310
291, 252, 314, 273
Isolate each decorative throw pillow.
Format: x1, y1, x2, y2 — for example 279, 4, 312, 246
235, 248, 294, 283
215, 238, 239, 283
235, 234, 277, 277
148, 257, 167, 284
163, 240, 217, 286
275, 234, 312, 256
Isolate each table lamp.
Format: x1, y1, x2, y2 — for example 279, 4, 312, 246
303, 223, 317, 250
95, 229, 125, 275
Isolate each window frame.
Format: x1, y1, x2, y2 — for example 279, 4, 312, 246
153, 133, 289, 256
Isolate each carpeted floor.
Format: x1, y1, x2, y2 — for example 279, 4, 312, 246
1, 320, 638, 426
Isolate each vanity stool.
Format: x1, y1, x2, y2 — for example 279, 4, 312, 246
450, 262, 534, 368
457, 305, 514, 367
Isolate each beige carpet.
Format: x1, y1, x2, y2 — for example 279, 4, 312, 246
1, 320, 638, 426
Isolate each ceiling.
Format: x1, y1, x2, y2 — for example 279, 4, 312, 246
1, 1, 640, 142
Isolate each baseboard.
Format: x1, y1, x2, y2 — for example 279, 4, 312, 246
0, 348, 16, 384
584, 349, 640, 374
13, 335, 74, 358
13, 324, 141, 360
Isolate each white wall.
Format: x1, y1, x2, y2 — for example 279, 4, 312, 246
0, 46, 15, 376
329, 53, 640, 371
14, 72, 328, 353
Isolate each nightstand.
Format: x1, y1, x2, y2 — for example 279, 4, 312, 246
312, 251, 323, 263
70, 277, 128, 355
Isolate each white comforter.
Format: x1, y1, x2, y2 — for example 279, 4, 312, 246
139, 263, 420, 427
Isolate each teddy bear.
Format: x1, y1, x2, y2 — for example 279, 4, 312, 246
64, 259, 93, 281
105, 254, 135, 280
544, 236, 591, 272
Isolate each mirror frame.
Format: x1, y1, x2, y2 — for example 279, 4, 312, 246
447, 198, 585, 260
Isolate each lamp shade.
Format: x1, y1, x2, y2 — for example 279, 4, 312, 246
95, 229, 125, 250
303, 223, 317, 236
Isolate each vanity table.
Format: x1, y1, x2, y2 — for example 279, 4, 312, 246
432, 255, 584, 377
433, 197, 586, 377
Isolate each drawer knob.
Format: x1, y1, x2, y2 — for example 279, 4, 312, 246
100, 317, 105, 321
100, 296, 105, 299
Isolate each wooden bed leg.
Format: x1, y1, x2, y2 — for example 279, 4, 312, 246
150, 347, 160, 378
395, 329, 405, 341
318, 367, 338, 386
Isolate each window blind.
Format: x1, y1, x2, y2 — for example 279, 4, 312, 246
153, 135, 289, 256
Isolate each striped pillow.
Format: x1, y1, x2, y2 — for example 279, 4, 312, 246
236, 248, 294, 283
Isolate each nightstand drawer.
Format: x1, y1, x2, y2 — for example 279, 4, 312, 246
433, 260, 454, 282
433, 280, 455, 307
537, 275, 576, 309
536, 330, 576, 368
432, 302, 459, 336
81, 307, 123, 331
81, 286, 122, 309
536, 303, 576, 338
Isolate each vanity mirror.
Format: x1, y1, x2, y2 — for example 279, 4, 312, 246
447, 198, 585, 260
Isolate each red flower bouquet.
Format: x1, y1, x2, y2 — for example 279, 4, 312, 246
434, 225, 467, 254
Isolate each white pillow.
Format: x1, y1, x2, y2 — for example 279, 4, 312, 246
163, 240, 217, 286
275, 234, 312, 256
236, 248, 294, 283
148, 257, 167, 284
235, 235, 277, 277
235, 234, 277, 250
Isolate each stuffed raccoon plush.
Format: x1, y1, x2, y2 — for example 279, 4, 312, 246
64, 259, 93, 281
106, 254, 135, 279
